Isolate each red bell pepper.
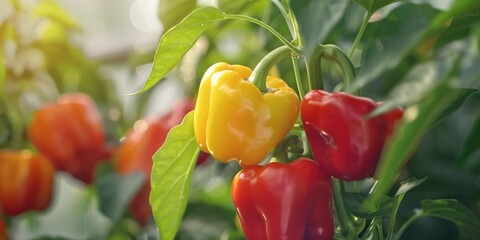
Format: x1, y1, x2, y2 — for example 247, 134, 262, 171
114, 98, 208, 225
0, 150, 54, 216
231, 157, 333, 240
301, 90, 404, 180
28, 93, 111, 184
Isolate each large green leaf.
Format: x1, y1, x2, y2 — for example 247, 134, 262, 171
419, 199, 480, 239
97, 172, 146, 222
11, 174, 112, 240
394, 199, 480, 240
366, 84, 477, 207
134, 7, 225, 94
291, 0, 348, 60
150, 111, 200, 240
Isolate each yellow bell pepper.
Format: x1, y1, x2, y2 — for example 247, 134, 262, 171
194, 62, 300, 166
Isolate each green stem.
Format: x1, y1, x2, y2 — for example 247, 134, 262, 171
386, 194, 405, 240
348, 12, 372, 58
249, 45, 293, 92
225, 14, 300, 55
321, 44, 357, 93
291, 55, 305, 100
307, 45, 325, 91
282, 0, 303, 48
333, 178, 357, 240
391, 214, 422, 240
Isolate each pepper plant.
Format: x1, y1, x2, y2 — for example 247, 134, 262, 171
143, 0, 480, 239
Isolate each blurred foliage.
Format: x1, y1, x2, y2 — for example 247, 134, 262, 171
1, 0, 480, 239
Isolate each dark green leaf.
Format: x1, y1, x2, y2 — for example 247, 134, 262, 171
366, 84, 477, 208
158, 0, 196, 32
352, 3, 439, 92
420, 199, 480, 240
11, 174, 112, 240
395, 177, 428, 196
150, 111, 199, 240
177, 203, 237, 239
343, 192, 393, 218
97, 172, 146, 222
368, 57, 454, 117
434, 88, 477, 125
455, 115, 480, 166
353, 0, 402, 14
291, 0, 348, 61
436, 5, 480, 48
134, 7, 225, 94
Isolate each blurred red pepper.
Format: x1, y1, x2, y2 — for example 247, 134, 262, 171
114, 98, 208, 225
0, 150, 54, 217
232, 157, 333, 240
28, 93, 111, 184
301, 90, 404, 180
0, 219, 7, 240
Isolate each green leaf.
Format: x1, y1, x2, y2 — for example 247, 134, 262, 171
158, 0, 196, 32
455, 115, 480, 166
97, 172, 146, 222
134, 7, 225, 94
368, 57, 454, 117
436, 5, 480, 48
352, 3, 439, 91
150, 111, 199, 240
11, 174, 112, 240
419, 199, 480, 239
343, 192, 393, 218
177, 203, 237, 239
395, 177, 428, 196
366, 84, 477, 208
291, 0, 348, 60
353, 0, 402, 14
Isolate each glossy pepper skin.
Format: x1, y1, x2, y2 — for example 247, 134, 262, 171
115, 98, 208, 225
232, 158, 333, 240
301, 90, 404, 180
194, 62, 300, 166
0, 150, 54, 216
28, 93, 111, 183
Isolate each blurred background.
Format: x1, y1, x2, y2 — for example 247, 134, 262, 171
1, 0, 479, 239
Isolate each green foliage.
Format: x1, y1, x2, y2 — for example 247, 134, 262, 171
369, 85, 477, 207
97, 172, 146, 222
394, 199, 480, 240
353, 0, 401, 14
11, 174, 112, 240
158, 0, 196, 32
150, 111, 199, 240
135, 7, 225, 94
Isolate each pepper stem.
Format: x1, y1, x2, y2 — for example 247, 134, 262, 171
320, 44, 357, 94
249, 45, 293, 93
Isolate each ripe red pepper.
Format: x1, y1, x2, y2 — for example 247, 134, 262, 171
0, 150, 54, 216
301, 90, 404, 180
28, 93, 111, 183
114, 98, 208, 225
232, 157, 333, 240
